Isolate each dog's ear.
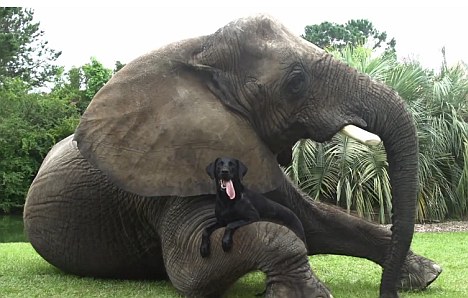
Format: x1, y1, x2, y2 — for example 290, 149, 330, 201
237, 159, 248, 178
206, 159, 218, 179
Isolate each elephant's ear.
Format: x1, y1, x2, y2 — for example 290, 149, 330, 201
187, 63, 251, 120
74, 47, 283, 197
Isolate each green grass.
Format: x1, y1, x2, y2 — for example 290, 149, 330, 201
308, 232, 468, 298
1, 232, 467, 297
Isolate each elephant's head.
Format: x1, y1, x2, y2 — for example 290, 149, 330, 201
74, 15, 418, 297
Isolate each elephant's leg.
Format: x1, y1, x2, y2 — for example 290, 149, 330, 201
266, 177, 441, 290
159, 197, 331, 298
24, 138, 168, 279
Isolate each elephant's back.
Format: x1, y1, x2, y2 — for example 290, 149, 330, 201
24, 136, 167, 279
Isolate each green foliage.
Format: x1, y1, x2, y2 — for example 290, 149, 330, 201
0, 8, 61, 87
286, 137, 391, 222
50, 58, 113, 114
0, 78, 79, 212
50, 66, 86, 112
0, 215, 26, 242
381, 57, 468, 221
114, 60, 125, 73
0, 55, 113, 212
407, 63, 468, 221
82, 57, 112, 102
302, 19, 396, 52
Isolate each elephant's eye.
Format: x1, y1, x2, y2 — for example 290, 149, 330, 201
285, 65, 306, 96
288, 74, 305, 94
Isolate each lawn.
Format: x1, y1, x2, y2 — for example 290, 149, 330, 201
0, 232, 467, 297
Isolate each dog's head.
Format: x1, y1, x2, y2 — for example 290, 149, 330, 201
206, 157, 248, 200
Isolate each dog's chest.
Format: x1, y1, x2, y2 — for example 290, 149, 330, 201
215, 200, 243, 222
215, 195, 259, 223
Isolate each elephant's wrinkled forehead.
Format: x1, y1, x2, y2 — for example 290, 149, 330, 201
222, 14, 324, 55
227, 14, 294, 40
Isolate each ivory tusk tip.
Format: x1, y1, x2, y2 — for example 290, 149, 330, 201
364, 139, 382, 146
341, 125, 382, 146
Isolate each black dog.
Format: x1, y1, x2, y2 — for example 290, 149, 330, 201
200, 157, 306, 258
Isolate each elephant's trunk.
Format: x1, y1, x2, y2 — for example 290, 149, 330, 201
316, 56, 419, 296
363, 85, 418, 297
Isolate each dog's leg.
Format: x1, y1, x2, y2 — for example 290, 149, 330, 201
200, 222, 223, 258
222, 220, 254, 252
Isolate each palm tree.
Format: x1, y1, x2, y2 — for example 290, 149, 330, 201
412, 62, 468, 220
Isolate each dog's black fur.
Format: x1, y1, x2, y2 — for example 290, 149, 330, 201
200, 157, 306, 258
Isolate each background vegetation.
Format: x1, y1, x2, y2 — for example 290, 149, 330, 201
1, 8, 467, 222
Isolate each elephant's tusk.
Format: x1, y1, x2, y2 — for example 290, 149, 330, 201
341, 125, 382, 146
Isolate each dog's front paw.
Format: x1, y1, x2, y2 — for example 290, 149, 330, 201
222, 234, 233, 252
200, 239, 211, 258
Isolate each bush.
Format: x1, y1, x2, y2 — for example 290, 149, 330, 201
0, 78, 79, 212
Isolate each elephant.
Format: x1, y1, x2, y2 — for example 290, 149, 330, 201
24, 15, 442, 298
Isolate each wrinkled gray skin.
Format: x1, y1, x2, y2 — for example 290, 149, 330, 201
24, 15, 441, 298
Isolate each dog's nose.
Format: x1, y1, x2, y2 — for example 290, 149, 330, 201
221, 169, 229, 174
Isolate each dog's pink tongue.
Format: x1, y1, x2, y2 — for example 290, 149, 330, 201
225, 180, 236, 200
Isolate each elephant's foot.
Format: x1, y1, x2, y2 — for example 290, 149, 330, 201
398, 252, 442, 291
265, 269, 333, 298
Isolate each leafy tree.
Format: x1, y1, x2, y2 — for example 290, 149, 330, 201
0, 7, 61, 87
0, 56, 115, 212
302, 19, 396, 52
50, 57, 113, 114
50, 66, 87, 114
0, 78, 79, 212
114, 60, 125, 73
0, 9, 116, 213
82, 57, 112, 101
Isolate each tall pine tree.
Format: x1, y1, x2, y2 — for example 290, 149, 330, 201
0, 8, 61, 87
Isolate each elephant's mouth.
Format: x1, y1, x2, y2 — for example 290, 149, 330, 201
220, 180, 236, 200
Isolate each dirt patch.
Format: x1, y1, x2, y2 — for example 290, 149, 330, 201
413, 221, 468, 233
383, 221, 468, 232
